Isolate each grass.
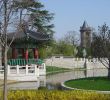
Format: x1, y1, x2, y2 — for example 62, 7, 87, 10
46, 66, 70, 75
65, 77, 110, 91
0, 90, 110, 100
74, 67, 86, 71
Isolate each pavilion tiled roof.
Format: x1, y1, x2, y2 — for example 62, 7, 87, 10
8, 29, 50, 41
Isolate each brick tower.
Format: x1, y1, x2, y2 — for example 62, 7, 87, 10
80, 21, 92, 48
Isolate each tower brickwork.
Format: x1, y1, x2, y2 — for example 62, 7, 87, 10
80, 21, 92, 48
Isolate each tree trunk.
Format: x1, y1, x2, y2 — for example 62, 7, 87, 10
3, 0, 8, 99
3, 48, 8, 100
108, 59, 110, 78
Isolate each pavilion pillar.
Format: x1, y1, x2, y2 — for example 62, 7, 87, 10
12, 48, 17, 59
22, 48, 25, 58
33, 48, 38, 59
24, 49, 28, 60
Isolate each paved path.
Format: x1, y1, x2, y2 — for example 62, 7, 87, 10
0, 68, 108, 90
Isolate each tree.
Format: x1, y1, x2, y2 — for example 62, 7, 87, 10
92, 23, 110, 78
0, 0, 54, 100
0, 0, 20, 100
63, 30, 79, 46
44, 31, 79, 57
61, 31, 79, 56
14, 0, 54, 35
48, 40, 75, 56
31, 9, 54, 35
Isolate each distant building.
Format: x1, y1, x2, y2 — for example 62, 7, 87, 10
80, 21, 92, 48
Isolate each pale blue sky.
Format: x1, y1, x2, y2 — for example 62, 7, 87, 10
40, 0, 110, 39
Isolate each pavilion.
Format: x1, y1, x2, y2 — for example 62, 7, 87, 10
7, 27, 50, 66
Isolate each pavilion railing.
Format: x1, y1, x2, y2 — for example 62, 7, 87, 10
8, 59, 43, 66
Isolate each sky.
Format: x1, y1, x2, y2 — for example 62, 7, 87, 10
40, 0, 110, 39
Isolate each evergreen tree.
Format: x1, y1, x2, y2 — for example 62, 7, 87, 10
14, 0, 54, 35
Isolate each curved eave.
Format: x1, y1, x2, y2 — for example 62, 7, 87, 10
7, 30, 50, 42
27, 30, 50, 41
29, 35, 50, 41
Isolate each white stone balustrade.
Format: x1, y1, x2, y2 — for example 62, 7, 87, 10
45, 56, 108, 69
0, 63, 46, 81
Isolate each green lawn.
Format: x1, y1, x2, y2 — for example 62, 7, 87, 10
65, 77, 110, 91
46, 66, 70, 75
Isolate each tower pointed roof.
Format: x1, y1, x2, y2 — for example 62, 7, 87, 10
80, 21, 91, 31
82, 21, 88, 29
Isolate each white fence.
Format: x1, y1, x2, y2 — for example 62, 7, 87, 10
0, 63, 46, 81
45, 56, 108, 69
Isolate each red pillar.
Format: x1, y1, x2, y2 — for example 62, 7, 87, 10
24, 49, 28, 60
12, 48, 17, 59
33, 48, 38, 59
22, 48, 25, 58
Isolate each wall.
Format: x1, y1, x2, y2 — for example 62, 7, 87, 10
45, 56, 108, 69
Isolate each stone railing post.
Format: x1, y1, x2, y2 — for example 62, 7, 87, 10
43, 63, 46, 72
26, 65, 28, 75
8, 65, 10, 75
80, 58, 83, 61
96, 58, 98, 62
17, 65, 19, 74
36, 65, 39, 77
35, 65, 37, 75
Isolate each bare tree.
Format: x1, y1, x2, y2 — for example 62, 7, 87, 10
63, 30, 79, 46
0, 0, 31, 99
0, 0, 54, 100
0, 0, 20, 100
92, 23, 110, 78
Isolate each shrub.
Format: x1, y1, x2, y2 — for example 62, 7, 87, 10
0, 90, 110, 100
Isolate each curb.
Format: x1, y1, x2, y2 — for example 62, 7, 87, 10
61, 81, 110, 94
